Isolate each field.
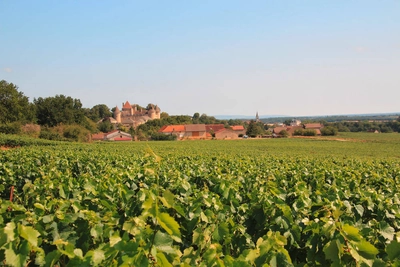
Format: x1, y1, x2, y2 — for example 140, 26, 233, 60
1, 133, 400, 266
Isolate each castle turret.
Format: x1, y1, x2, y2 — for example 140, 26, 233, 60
122, 101, 133, 116
149, 107, 156, 119
114, 106, 121, 123
155, 105, 161, 119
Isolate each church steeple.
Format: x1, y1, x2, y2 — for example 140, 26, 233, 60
256, 111, 260, 122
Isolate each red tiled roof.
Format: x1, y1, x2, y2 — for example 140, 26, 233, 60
105, 130, 119, 135
215, 128, 233, 134
273, 127, 287, 134
185, 124, 206, 132
304, 123, 323, 129
286, 126, 303, 134
205, 124, 225, 132
231, 125, 245, 131
159, 125, 185, 133
158, 125, 168, 132
123, 101, 132, 109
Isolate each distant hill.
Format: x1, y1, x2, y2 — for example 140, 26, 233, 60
214, 115, 287, 120
214, 113, 400, 123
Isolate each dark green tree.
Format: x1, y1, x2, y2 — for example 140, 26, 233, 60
34, 95, 85, 127
246, 120, 264, 137
98, 120, 114, 133
321, 126, 338, 136
160, 112, 169, 119
0, 80, 36, 124
192, 112, 200, 124
87, 104, 112, 122
228, 119, 244, 126
283, 120, 292, 126
199, 113, 218, 124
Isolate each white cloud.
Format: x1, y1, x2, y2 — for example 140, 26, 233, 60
2, 67, 12, 73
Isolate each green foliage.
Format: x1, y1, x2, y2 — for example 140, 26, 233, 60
62, 124, 90, 142
135, 115, 192, 138
321, 126, 338, 136
1, 135, 400, 266
303, 129, 317, 136
293, 129, 303, 136
34, 95, 85, 127
279, 129, 289, 137
0, 122, 21, 135
150, 133, 177, 141
0, 80, 36, 124
80, 117, 99, 133
0, 133, 61, 147
85, 104, 112, 122
246, 120, 264, 137
98, 120, 114, 133
39, 128, 65, 141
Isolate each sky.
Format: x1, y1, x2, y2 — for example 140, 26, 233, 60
1, 1, 400, 117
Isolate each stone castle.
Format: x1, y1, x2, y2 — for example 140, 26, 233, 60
112, 101, 161, 127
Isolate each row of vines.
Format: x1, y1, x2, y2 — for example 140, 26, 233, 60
1, 141, 400, 266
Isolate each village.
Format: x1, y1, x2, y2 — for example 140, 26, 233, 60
91, 101, 325, 141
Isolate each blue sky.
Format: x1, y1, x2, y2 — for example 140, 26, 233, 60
1, 1, 399, 117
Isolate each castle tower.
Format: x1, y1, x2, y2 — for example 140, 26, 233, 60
114, 106, 121, 123
155, 105, 161, 119
122, 101, 133, 116
149, 107, 156, 119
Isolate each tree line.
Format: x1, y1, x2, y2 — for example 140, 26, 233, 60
0, 80, 247, 142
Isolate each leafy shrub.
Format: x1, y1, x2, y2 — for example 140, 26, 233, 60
0, 133, 60, 146
150, 132, 177, 141
303, 129, 317, 136
321, 126, 338, 136
0, 122, 21, 134
63, 124, 90, 142
279, 130, 289, 137
39, 129, 65, 141
98, 120, 114, 133
293, 129, 304, 136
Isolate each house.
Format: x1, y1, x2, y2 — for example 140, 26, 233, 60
272, 127, 287, 135
286, 126, 304, 136
304, 123, 324, 129
205, 124, 225, 134
230, 125, 246, 136
215, 128, 239, 140
91, 130, 132, 141
159, 124, 207, 139
184, 124, 207, 139
290, 119, 302, 126
272, 123, 324, 136
158, 125, 186, 138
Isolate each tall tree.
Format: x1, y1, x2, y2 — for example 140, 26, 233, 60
246, 120, 265, 137
0, 80, 36, 123
87, 104, 112, 122
192, 112, 200, 124
34, 95, 85, 127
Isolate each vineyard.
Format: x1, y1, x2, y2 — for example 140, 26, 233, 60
1, 135, 400, 266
